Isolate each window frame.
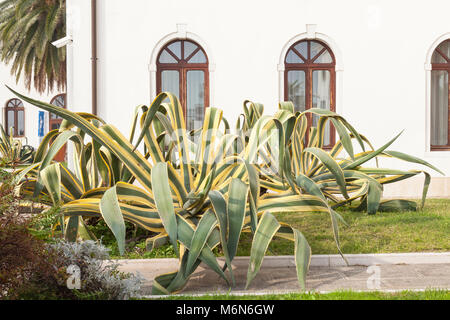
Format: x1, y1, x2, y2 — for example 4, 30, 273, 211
5, 98, 25, 138
284, 40, 337, 149
156, 39, 210, 125
431, 41, 450, 151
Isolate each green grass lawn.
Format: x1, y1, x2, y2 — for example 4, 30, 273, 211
236, 198, 450, 257
108, 199, 450, 259
147, 290, 449, 300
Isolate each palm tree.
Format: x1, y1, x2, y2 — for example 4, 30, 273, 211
0, 0, 66, 94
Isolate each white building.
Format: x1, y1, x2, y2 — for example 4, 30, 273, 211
1, 0, 450, 197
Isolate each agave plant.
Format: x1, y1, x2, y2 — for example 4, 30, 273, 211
239, 101, 443, 215
0, 126, 34, 167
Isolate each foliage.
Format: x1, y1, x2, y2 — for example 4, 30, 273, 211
50, 240, 143, 300
9, 86, 442, 295
28, 204, 62, 240
0, 126, 34, 167
0, 213, 142, 300
0, 0, 66, 93
241, 101, 443, 214
0, 212, 69, 300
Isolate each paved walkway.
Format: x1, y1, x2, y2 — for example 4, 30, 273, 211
116, 254, 450, 296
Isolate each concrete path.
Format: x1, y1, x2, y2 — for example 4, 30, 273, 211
116, 253, 450, 296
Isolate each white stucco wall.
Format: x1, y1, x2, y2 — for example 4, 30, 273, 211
61, 0, 450, 196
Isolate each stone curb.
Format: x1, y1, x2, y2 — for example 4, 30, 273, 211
115, 252, 450, 269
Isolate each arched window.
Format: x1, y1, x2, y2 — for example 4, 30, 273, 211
157, 39, 209, 131
431, 40, 450, 150
50, 94, 67, 162
285, 39, 336, 148
5, 98, 25, 137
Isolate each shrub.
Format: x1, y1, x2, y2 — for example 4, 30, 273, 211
50, 240, 143, 300
0, 212, 142, 300
0, 213, 69, 300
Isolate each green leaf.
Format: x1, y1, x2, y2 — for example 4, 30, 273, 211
330, 209, 348, 264
246, 212, 281, 289
185, 210, 218, 276
65, 216, 79, 242
304, 147, 349, 199
244, 160, 260, 232
384, 151, 444, 176
208, 189, 233, 282
367, 180, 382, 215
152, 271, 177, 295
151, 162, 179, 256
40, 163, 61, 205
296, 174, 326, 202
421, 172, 431, 210
331, 118, 354, 160
227, 179, 249, 262
100, 186, 126, 256
378, 200, 418, 212
345, 131, 404, 170
293, 229, 311, 290
175, 215, 229, 285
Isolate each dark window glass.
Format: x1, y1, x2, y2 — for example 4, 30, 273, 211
287, 71, 306, 112
186, 70, 205, 131
7, 110, 15, 134
17, 110, 25, 136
